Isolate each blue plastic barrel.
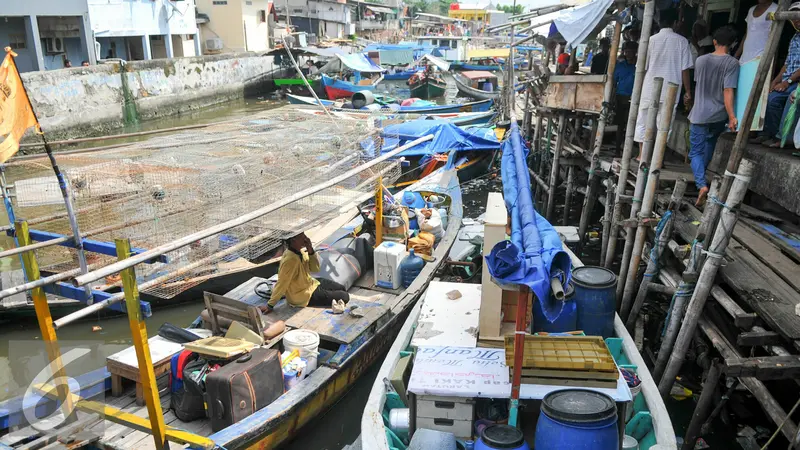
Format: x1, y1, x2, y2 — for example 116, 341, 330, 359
572, 266, 617, 338
219, 235, 239, 262
533, 282, 577, 333
476, 425, 530, 450
534, 389, 618, 450
400, 249, 425, 288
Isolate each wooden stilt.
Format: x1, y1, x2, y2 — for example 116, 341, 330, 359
682, 360, 723, 450
115, 239, 170, 450
545, 113, 566, 221
695, 176, 722, 243
657, 160, 754, 397
616, 77, 664, 306
563, 165, 575, 225
605, 0, 656, 268
17, 220, 76, 426
509, 285, 529, 427
625, 179, 687, 329
599, 180, 615, 263
577, 6, 624, 245
535, 117, 550, 210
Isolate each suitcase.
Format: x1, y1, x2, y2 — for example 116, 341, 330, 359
205, 348, 284, 432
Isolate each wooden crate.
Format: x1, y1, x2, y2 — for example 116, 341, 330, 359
504, 335, 619, 386
542, 75, 606, 113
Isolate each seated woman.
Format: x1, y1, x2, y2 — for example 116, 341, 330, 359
260, 232, 376, 314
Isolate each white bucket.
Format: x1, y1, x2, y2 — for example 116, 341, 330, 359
388, 408, 410, 433
284, 329, 320, 373
626, 382, 642, 421
622, 435, 639, 450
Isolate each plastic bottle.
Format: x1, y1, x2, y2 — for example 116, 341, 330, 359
399, 249, 425, 288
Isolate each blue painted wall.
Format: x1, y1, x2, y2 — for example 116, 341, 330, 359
97, 37, 128, 60
0, 17, 37, 72
42, 37, 85, 70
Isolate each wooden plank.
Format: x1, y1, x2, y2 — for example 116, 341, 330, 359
739, 204, 783, 223
737, 330, 784, 347
106, 335, 183, 369
543, 82, 577, 111
518, 368, 620, 381
284, 305, 326, 330
711, 285, 759, 329
300, 299, 389, 344
574, 82, 605, 113
724, 355, 800, 380
732, 223, 800, 292
550, 74, 607, 83
741, 218, 800, 264
520, 376, 617, 389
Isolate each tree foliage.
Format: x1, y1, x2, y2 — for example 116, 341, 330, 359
497, 4, 524, 14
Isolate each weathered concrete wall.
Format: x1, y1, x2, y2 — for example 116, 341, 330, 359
710, 134, 800, 216
20, 52, 278, 141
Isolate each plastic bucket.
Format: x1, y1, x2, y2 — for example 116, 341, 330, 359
476, 425, 530, 450
622, 435, 639, 450
389, 408, 410, 433
626, 382, 641, 421
534, 389, 618, 450
533, 282, 577, 333
572, 266, 617, 338
283, 329, 320, 373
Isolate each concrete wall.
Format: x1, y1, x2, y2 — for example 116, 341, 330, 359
20, 53, 277, 141
197, 0, 246, 52
242, 0, 271, 51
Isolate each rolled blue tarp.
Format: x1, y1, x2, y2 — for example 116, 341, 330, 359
485, 121, 572, 322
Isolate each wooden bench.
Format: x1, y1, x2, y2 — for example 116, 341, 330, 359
106, 335, 183, 406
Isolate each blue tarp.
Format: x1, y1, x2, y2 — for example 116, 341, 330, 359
337, 53, 386, 73
485, 122, 572, 322
375, 120, 500, 156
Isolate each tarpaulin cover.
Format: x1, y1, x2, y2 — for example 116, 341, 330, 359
552, 0, 614, 49
379, 49, 415, 65
485, 121, 572, 322
336, 53, 386, 73
366, 120, 500, 157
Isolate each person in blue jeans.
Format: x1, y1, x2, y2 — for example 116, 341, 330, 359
755, 2, 800, 148
687, 25, 740, 206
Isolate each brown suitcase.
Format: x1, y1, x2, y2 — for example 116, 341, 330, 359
206, 348, 283, 432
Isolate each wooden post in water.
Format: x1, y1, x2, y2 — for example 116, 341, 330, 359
577, 4, 623, 245
563, 165, 575, 225
615, 77, 663, 305
17, 220, 77, 425
681, 360, 723, 450
599, 180, 615, 263
625, 178, 687, 330
116, 238, 170, 450
657, 159, 754, 397
545, 113, 567, 221
619, 82, 678, 320
605, 0, 656, 268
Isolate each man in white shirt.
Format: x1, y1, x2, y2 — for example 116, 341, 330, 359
633, 8, 694, 155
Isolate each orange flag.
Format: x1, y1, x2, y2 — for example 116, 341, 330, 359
0, 47, 40, 163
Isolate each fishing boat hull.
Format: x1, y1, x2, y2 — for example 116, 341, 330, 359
409, 78, 447, 99
321, 74, 377, 100
384, 69, 415, 80
286, 93, 494, 114
454, 76, 499, 101
451, 62, 502, 71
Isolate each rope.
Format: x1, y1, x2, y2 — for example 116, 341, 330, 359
708, 195, 735, 211
760, 396, 800, 449
724, 169, 752, 183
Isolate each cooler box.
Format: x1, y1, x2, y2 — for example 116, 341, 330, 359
374, 241, 406, 289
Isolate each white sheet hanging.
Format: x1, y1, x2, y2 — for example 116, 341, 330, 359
552, 0, 615, 49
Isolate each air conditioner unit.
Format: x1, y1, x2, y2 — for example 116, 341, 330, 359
45, 37, 65, 54
206, 37, 224, 51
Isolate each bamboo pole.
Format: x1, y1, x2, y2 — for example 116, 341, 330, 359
604, 0, 656, 268
577, 6, 623, 245
562, 165, 575, 225
619, 82, 679, 320
681, 360, 723, 450
615, 77, 663, 305
657, 159, 754, 397
71, 134, 434, 287
18, 123, 214, 149
695, 176, 722, 243
545, 113, 566, 221
535, 117, 550, 209
599, 180, 615, 262
625, 178, 687, 329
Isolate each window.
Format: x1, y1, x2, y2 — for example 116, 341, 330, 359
258, 10, 266, 22
449, 39, 457, 49
245, 0, 253, 4
212, 1, 227, 5
9, 34, 26, 50
430, 39, 438, 46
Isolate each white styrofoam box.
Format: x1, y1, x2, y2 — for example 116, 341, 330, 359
374, 241, 406, 289
411, 282, 481, 348
417, 396, 474, 421
415, 417, 473, 439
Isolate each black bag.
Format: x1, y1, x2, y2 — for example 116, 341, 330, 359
171, 359, 208, 422
205, 348, 284, 432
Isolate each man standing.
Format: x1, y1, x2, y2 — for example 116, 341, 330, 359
688, 26, 739, 206
756, 2, 800, 148
633, 8, 693, 156
614, 41, 637, 151
591, 38, 611, 75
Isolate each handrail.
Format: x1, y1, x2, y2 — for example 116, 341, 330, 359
71, 134, 433, 287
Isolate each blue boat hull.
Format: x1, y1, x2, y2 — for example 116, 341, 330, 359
285, 94, 494, 114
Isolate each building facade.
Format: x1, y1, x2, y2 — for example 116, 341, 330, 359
0, 0, 96, 72
275, 0, 351, 40
196, 0, 275, 53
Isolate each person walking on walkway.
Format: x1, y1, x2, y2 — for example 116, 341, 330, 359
687, 26, 739, 206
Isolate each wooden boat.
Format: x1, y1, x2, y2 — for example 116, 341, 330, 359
455, 71, 500, 101
408, 74, 447, 100
384, 68, 417, 80
360, 236, 677, 450
293, 107, 497, 127
0, 168, 464, 450
321, 73, 382, 100
286, 93, 494, 114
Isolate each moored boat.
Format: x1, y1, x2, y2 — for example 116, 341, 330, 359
455, 70, 500, 101
408, 74, 447, 100
319, 53, 386, 99
286, 93, 494, 114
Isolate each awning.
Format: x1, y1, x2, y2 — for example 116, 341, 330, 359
366, 5, 395, 14
461, 70, 496, 80
466, 48, 510, 59
552, 0, 614, 48
413, 53, 451, 71
336, 53, 386, 73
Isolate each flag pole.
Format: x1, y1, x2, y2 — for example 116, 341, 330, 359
5, 48, 91, 290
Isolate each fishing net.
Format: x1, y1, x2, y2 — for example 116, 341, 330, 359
4, 109, 402, 299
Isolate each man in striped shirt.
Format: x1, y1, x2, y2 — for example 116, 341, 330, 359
633, 8, 694, 156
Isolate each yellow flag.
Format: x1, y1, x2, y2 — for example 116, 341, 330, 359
0, 47, 40, 163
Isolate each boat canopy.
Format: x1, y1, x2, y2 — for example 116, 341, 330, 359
413, 54, 451, 72
337, 53, 386, 73
485, 121, 572, 321
466, 48, 510, 59
552, 0, 614, 48
370, 120, 500, 156
461, 70, 497, 81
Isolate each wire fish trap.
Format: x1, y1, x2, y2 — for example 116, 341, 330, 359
4, 109, 402, 300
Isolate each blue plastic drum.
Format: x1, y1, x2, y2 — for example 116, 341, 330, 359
533, 282, 577, 333
475, 424, 530, 450
534, 389, 618, 450
572, 266, 617, 338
